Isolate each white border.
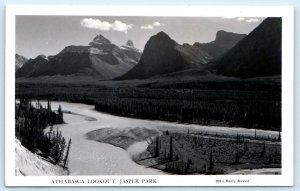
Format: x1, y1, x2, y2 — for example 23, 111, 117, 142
5, 5, 294, 187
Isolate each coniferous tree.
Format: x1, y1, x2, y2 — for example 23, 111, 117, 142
58, 105, 63, 123
155, 137, 160, 156
169, 136, 173, 160
208, 151, 214, 174
261, 142, 266, 157
234, 152, 240, 164
164, 147, 167, 159
63, 138, 72, 168
49, 127, 66, 164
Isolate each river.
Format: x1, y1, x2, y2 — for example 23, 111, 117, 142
40, 101, 279, 175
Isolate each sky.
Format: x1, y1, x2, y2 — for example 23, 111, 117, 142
16, 16, 264, 59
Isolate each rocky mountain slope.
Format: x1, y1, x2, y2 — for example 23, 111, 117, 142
15, 54, 28, 72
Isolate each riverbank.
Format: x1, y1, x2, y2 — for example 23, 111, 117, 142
85, 125, 281, 175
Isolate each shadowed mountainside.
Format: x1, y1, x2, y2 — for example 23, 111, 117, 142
117, 30, 247, 80
193, 30, 247, 58
212, 18, 282, 78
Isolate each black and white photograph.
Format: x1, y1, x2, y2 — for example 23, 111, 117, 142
5, 6, 294, 186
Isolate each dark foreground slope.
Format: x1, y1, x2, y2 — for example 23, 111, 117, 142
214, 18, 282, 78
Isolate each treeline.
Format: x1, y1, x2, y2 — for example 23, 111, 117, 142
94, 95, 281, 131
15, 98, 71, 167
140, 79, 281, 92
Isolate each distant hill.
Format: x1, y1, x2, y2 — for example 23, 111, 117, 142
194, 30, 247, 58
213, 17, 282, 78
16, 35, 141, 79
16, 55, 49, 77
15, 54, 28, 72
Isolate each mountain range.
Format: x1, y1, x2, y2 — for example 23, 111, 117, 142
16, 17, 281, 81
16, 35, 141, 79
119, 17, 281, 80
117, 30, 245, 80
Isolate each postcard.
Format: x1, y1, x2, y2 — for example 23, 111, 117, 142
5, 5, 294, 186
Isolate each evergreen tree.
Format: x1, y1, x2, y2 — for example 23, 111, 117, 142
58, 105, 63, 123
49, 127, 66, 164
63, 139, 72, 168
234, 152, 240, 164
155, 137, 160, 156
47, 99, 51, 112
169, 136, 173, 160
208, 151, 214, 174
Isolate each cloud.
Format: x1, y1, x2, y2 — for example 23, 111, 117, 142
222, 17, 259, 23
246, 18, 259, 23
80, 18, 133, 33
141, 21, 163, 30
153, 22, 162, 26
111, 20, 133, 32
141, 25, 154, 30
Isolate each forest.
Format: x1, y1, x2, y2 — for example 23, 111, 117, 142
15, 98, 71, 167
140, 129, 281, 174
16, 77, 281, 131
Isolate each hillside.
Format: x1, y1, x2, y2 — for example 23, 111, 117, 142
213, 18, 282, 78
15, 138, 67, 176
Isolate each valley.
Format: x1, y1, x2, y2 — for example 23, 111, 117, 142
16, 74, 281, 131
14, 17, 283, 176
